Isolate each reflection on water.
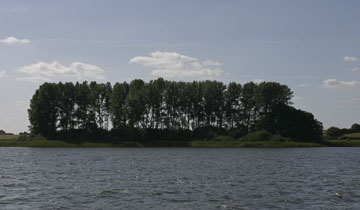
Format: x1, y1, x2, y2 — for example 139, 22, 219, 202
0, 147, 360, 209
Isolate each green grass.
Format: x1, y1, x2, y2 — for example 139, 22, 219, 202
1, 134, 360, 148
342, 133, 360, 139
0, 135, 143, 147
0, 140, 144, 147
0, 138, 323, 148
324, 139, 360, 147
190, 140, 323, 148
21, 139, 76, 147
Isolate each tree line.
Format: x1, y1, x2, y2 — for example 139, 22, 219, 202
325, 123, 360, 139
28, 78, 323, 142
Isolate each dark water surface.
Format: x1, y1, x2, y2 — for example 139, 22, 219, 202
0, 147, 360, 209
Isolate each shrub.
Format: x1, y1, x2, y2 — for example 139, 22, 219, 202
270, 134, 290, 142
228, 129, 246, 138
212, 135, 234, 141
241, 130, 272, 141
17, 134, 47, 142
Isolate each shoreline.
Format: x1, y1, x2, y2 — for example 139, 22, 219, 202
1, 137, 360, 148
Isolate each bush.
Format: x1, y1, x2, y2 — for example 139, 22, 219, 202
228, 128, 246, 138
17, 134, 46, 142
193, 127, 219, 140
212, 135, 234, 141
270, 134, 290, 142
241, 130, 272, 141
325, 127, 352, 139
351, 123, 360, 132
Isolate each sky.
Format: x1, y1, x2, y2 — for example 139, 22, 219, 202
1, 0, 360, 133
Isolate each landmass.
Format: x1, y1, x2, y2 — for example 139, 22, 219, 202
2, 78, 360, 148
1, 132, 360, 148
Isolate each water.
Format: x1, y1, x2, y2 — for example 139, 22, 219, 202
0, 147, 360, 209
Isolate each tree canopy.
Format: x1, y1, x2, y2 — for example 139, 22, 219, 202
28, 78, 323, 142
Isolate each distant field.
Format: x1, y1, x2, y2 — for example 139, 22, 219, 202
0, 135, 18, 140
0, 135, 20, 146
326, 140, 360, 147
342, 133, 360, 139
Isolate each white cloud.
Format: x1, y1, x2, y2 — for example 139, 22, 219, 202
252, 79, 264, 84
323, 78, 360, 88
242, 79, 264, 84
351, 98, 360, 102
203, 59, 221, 66
343, 56, 358, 62
17, 61, 105, 83
351, 67, 360, 72
129, 51, 223, 79
0, 36, 30, 44
297, 83, 308, 88
0, 70, 7, 78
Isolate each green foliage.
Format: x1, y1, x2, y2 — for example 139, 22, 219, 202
241, 130, 272, 141
17, 134, 46, 142
256, 104, 323, 141
224, 82, 242, 129
325, 126, 354, 139
326, 126, 342, 138
27, 78, 323, 143
270, 134, 290, 142
211, 135, 234, 141
351, 123, 360, 132
227, 128, 246, 139
28, 83, 58, 138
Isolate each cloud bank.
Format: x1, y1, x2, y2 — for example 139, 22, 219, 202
130, 51, 223, 79
17, 61, 105, 83
323, 78, 360, 88
343, 56, 359, 62
297, 83, 308, 88
0, 70, 7, 78
0, 36, 30, 44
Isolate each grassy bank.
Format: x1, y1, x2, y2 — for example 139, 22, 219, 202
2, 135, 360, 148
324, 139, 360, 147
0, 135, 142, 147
190, 140, 324, 148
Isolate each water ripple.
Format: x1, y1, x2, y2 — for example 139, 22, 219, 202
0, 147, 359, 209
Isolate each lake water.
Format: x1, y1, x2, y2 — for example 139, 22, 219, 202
0, 147, 359, 209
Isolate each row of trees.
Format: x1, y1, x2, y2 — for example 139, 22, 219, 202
28, 78, 323, 141
325, 123, 360, 139
0, 130, 14, 135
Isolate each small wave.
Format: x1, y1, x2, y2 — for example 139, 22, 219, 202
167, 198, 194, 203
2, 182, 27, 188
99, 190, 119, 195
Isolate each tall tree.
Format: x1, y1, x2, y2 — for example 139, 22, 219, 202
240, 82, 258, 132
28, 83, 59, 138
74, 81, 90, 129
57, 82, 76, 131
225, 82, 242, 129
126, 79, 147, 128
110, 82, 129, 128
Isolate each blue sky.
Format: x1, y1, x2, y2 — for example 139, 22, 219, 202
1, 0, 360, 133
